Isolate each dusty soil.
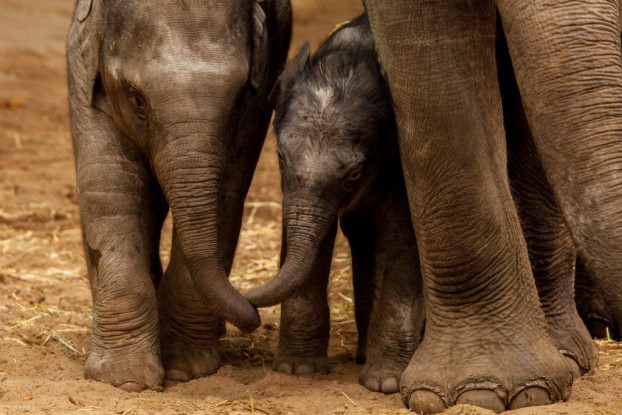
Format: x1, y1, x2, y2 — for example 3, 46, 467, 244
0, 1, 620, 414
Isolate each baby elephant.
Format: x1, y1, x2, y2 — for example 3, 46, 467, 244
67, 0, 291, 391
246, 14, 425, 394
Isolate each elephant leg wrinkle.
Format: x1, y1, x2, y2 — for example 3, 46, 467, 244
499, 29, 597, 375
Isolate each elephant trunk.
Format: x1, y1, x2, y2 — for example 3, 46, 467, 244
156, 128, 260, 333
246, 193, 336, 307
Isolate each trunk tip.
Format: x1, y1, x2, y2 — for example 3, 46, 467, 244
225, 301, 261, 333
237, 311, 261, 334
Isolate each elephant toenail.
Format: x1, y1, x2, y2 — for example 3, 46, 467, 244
509, 387, 552, 410
165, 369, 191, 382
456, 389, 505, 413
118, 381, 143, 393
364, 377, 380, 392
295, 364, 315, 375
408, 390, 447, 414
381, 377, 399, 394
277, 363, 293, 374
561, 354, 582, 379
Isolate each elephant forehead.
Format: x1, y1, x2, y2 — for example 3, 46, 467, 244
101, 3, 251, 76
310, 86, 335, 111
105, 29, 249, 91
103, 1, 251, 38
280, 126, 366, 168
151, 15, 249, 57
145, 33, 248, 79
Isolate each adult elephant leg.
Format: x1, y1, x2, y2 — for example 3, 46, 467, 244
77, 136, 167, 391
497, 0, 622, 331
358, 189, 425, 395
366, 1, 574, 413
499, 34, 596, 375
274, 220, 337, 375
340, 212, 376, 365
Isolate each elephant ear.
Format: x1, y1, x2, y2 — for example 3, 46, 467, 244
75, 0, 93, 22
268, 42, 311, 108
74, 0, 105, 108
250, 0, 269, 90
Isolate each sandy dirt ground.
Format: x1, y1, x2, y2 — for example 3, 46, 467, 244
0, 1, 621, 414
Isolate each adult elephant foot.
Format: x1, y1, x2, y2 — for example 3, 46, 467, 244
85, 336, 163, 392
544, 309, 597, 377
400, 329, 574, 414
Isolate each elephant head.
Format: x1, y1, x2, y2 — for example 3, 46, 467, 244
245, 24, 396, 307
73, 0, 290, 332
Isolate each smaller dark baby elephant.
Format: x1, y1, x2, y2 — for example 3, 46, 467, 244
245, 14, 425, 394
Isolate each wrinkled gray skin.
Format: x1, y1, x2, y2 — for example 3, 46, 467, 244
67, 0, 291, 391
575, 259, 620, 340
246, 15, 425, 395
499, 28, 596, 376
364, 0, 622, 413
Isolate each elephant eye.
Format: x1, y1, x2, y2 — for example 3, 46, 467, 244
345, 165, 363, 188
129, 87, 147, 120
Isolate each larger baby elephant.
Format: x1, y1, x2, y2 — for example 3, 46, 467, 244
67, 0, 291, 391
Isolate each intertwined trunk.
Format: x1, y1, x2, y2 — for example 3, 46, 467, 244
246, 193, 336, 307
155, 124, 260, 333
